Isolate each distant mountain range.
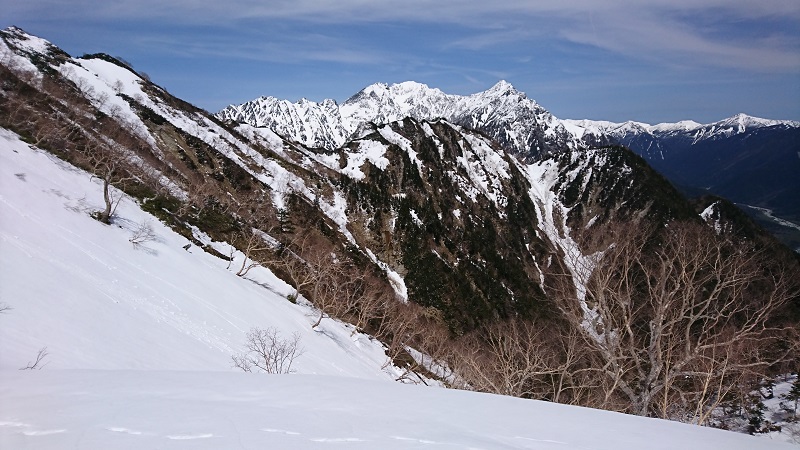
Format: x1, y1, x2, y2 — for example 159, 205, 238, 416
217, 80, 584, 159
220, 84, 800, 250
565, 115, 800, 249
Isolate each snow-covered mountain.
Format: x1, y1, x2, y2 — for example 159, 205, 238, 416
3, 26, 800, 446
221, 85, 800, 246
565, 114, 800, 244
218, 80, 584, 157
564, 113, 799, 149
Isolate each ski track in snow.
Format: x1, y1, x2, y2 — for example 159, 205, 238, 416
21, 429, 67, 436
166, 433, 215, 440
106, 427, 144, 435
310, 436, 366, 442
261, 428, 301, 435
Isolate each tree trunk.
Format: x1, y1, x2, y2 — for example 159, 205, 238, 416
100, 174, 112, 224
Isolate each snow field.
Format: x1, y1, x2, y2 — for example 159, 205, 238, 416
0, 128, 397, 378
2, 370, 791, 450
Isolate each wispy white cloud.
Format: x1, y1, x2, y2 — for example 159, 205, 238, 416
6, 0, 799, 72
132, 31, 386, 65
49, 0, 798, 23
558, 9, 800, 71
10, 0, 799, 25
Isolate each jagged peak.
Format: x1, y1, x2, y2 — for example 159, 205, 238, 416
296, 97, 317, 106
348, 81, 445, 103
485, 80, 517, 95
352, 82, 390, 99
221, 80, 583, 155
346, 80, 533, 107
364, 81, 390, 92
242, 95, 339, 110
320, 98, 339, 107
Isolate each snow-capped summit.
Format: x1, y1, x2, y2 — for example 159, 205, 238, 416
339, 81, 453, 134
694, 113, 798, 139
649, 120, 703, 134
218, 81, 584, 156
564, 113, 798, 144
483, 79, 521, 96
719, 112, 788, 130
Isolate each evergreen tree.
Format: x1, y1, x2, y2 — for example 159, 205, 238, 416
277, 207, 294, 234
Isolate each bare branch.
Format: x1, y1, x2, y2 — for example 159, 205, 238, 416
19, 347, 49, 370
551, 220, 799, 421
129, 220, 157, 247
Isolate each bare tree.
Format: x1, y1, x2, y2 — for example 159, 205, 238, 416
233, 228, 275, 277
553, 221, 799, 422
379, 302, 427, 373
275, 234, 320, 302
451, 319, 591, 402
232, 327, 304, 374
0, 303, 49, 371
307, 258, 363, 329
341, 277, 393, 336
273, 235, 362, 328
83, 136, 137, 224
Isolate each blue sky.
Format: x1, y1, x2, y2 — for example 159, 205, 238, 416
4, 0, 799, 123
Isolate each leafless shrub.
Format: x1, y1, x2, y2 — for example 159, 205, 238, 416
129, 220, 157, 246
232, 327, 304, 374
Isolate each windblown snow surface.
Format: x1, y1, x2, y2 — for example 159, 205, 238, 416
0, 128, 793, 449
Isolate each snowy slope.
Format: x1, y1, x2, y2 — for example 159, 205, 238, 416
0, 128, 396, 378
